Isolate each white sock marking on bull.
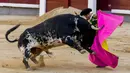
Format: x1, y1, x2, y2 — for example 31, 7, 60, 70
20, 46, 25, 54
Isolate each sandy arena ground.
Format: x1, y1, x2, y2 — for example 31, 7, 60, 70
0, 19, 130, 73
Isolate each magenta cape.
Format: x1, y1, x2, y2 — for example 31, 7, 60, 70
89, 10, 124, 68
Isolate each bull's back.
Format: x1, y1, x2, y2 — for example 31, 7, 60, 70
34, 14, 76, 37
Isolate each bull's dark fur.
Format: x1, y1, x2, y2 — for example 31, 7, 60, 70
5, 14, 96, 70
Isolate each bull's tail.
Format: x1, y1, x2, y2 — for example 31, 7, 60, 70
5, 24, 20, 43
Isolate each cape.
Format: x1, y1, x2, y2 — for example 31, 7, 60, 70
89, 10, 124, 68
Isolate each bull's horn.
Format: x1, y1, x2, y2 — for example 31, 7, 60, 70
91, 25, 100, 30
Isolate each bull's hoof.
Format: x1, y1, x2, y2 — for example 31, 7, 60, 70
38, 62, 45, 67
96, 66, 106, 68
80, 49, 86, 54
26, 68, 32, 71
26, 67, 37, 71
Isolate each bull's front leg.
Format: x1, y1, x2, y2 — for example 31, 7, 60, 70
63, 36, 86, 54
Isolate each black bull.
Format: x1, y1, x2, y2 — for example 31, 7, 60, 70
5, 14, 100, 70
